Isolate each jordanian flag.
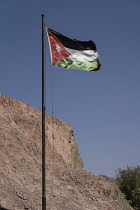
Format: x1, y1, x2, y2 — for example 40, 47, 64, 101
47, 28, 101, 71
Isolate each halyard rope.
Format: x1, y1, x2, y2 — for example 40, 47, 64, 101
48, 65, 55, 210
44, 25, 55, 209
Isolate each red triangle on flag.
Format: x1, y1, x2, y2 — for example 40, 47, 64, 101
47, 29, 71, 65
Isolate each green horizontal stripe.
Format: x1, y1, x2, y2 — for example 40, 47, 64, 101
53, 58, 101, 71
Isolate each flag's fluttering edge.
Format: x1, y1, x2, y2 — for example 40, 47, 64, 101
46, 28, 101, 71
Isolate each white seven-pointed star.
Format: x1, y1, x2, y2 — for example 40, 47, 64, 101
55, 44, 62, 53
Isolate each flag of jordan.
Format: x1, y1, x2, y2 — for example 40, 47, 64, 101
47, 28, 101, 71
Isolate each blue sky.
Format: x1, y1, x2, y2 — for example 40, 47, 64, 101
1, 0, 140, 177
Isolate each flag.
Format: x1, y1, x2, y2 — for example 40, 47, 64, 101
46, 28, 101, 71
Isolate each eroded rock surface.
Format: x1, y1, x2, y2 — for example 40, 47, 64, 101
0, 94, 133, 210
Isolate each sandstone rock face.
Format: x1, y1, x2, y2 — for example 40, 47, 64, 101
0, 94, 133, 210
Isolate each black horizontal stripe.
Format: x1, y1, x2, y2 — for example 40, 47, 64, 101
48, 28, 97, 51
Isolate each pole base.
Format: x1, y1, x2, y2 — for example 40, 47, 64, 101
42, 196, 46, 210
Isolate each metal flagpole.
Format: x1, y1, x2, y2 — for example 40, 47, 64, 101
41, 14, 46, 210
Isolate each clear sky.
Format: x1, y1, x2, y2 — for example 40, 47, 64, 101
1, 0, 140, 177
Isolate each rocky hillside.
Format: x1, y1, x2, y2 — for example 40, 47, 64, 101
0, 94, 133, 210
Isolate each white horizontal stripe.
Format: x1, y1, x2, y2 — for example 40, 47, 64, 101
65, 47, 99, 62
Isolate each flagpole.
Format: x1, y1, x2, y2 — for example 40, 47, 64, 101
42, 14, 46, 210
